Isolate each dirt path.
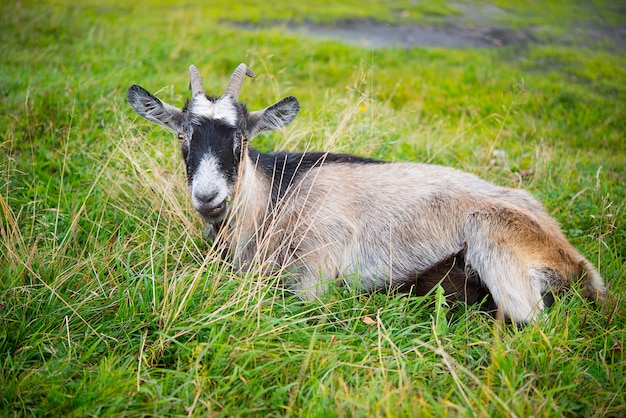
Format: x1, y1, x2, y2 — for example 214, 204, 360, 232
294, 19, 531, 48
235, 2, 625, 51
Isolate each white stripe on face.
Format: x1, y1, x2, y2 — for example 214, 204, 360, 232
191, 153, 230, 211
190, 95, 238, 127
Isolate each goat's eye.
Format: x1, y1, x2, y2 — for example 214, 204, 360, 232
177, 132, 185, 143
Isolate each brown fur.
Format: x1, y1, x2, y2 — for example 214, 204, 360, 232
128, 64, 608, 324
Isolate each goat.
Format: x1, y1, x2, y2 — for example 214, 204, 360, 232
127, 63, 606, 323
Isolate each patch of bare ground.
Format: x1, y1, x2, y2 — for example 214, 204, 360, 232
233, 2, 625, 51
291, 19, 533, 48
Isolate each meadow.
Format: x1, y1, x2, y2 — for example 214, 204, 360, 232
1, 1, 625, 416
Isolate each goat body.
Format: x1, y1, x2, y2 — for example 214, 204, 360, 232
127, 63, 606, 323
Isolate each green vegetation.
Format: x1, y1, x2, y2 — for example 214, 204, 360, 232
1, 1, 624, 416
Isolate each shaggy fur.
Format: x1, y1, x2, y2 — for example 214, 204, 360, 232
127, 63, 607, 323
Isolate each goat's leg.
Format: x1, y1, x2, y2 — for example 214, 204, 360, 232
290, 272, 329, 301
463, 247, 546, 322
461, 206, 602, 323
276, 249, 341, 301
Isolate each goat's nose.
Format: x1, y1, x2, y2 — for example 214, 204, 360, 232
194, 192, 227, 220
195, 190, 218, 206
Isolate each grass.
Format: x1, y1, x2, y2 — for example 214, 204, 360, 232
1, 0, 625, 416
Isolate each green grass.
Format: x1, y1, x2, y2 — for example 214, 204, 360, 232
1, 0, 625, 416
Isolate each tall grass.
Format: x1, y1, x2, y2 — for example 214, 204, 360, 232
1, 1, 624, 416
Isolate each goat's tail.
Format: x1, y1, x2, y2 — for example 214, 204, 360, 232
576, 258, 607, 303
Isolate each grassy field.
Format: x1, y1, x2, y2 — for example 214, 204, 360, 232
1, 0, 625, 416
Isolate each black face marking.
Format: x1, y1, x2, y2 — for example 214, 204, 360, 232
175, 95, 250, 223
185, 118, 240, 186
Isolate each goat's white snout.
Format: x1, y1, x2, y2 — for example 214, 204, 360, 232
191, 154, 230, 223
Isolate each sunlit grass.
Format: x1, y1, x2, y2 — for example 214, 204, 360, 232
1, 0, 624, 416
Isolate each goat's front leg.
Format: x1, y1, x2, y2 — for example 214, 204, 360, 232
283, 252, 341, 301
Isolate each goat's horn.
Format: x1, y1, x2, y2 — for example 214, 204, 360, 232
224, 63, 255, 100
189, 64, 204, 96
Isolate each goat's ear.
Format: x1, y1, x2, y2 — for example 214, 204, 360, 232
127, 85, 183, 133
247, 96, 300, 138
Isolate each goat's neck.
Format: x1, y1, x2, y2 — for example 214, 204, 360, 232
225, 150, 272, 242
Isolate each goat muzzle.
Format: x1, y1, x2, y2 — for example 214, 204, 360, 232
194, 194, 228, 222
